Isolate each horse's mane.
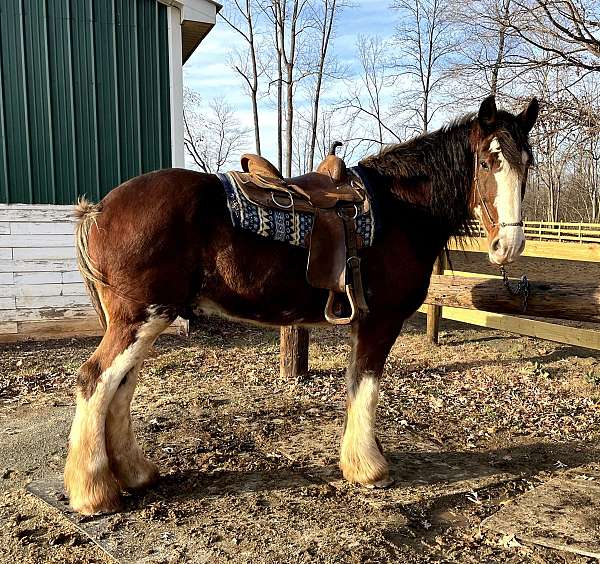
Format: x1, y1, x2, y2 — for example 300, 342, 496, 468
360, 115, 478, 237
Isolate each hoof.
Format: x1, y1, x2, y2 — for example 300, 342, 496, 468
339, 455, 390, 487
116, 458, 160, 491
364, 476, 395, 489
65, 460, 123, 516
66, 481, 123, 516
71, 496, 123, 516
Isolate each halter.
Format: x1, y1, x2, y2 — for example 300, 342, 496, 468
473, 151, 523, 229
473, 149, 529, 311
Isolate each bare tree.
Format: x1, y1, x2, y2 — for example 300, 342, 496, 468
266, 0, 314, 176
392, 0, 458, 133
490, 0, 513, 94
508, 0, 600, 71
183, 90, 250, 173
561, 80, 600, 221
306, 0, 344, 170
524, 67, 580, 220
221, 0, 264, 154
338, 35, 402, 149
448, 0, 523, 101
304, 104, 366, 164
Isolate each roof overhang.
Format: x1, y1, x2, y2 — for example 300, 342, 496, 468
158, 0, 221, 63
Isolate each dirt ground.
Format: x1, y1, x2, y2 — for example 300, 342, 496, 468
449, 250, 599, 283
1, 312, 600, 563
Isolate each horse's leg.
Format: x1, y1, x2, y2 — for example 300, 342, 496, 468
339, 315, 403, 487
64, 309, 170, 514
105, 361, 158, 490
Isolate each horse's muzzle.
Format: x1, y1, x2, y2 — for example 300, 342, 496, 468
489, 226, 525, 265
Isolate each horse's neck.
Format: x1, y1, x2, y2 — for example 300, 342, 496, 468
363, 125, 475, 240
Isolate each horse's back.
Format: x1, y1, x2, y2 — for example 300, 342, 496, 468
99, 168, 220, 223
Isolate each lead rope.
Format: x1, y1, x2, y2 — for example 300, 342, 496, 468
499, 265, 530, 312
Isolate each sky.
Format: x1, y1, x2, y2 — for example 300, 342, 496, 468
182, 1, 397, 168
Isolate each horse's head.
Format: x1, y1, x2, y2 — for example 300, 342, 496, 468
471, 96, 538, 265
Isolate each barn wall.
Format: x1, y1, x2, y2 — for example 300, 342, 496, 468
0, 0, 171, 205
0, 204, 187, 341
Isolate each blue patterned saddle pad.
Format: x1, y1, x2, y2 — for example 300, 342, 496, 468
217, 167, 376, 248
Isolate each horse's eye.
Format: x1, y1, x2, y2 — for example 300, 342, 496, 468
480, 161, 490, 170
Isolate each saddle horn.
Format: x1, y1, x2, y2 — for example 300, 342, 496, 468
329, 141, 343, 156
319, 142, 347, 182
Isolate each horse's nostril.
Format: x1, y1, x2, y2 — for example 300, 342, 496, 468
491, 238, 500, 252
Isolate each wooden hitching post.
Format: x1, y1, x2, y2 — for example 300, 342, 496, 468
426, 254, 446, 344
280, 326, 309, 378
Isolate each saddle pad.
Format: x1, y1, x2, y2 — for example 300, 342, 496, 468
217, 168, 376, 248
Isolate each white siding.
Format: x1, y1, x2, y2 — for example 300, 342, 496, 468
0, 297, 16, 310
16, 295, 92, 309
0, 259, 78, 272
14, 272, 63, 284
11, 222, 75, 235
0, 205, 84, 338
62, 270, 83, 283
0, 234, 76, 247
0, 204, 188, 341
13, 247, 77, 260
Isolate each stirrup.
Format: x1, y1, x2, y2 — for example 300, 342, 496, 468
324, 286, 358, 325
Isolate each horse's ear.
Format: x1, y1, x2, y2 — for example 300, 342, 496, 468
518, 97, 539, 134
478, 96, 497, 132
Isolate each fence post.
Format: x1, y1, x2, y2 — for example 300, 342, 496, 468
280, 326, 309, 379
426, 253, 446, 344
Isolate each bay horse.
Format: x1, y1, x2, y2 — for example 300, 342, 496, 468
65, 95, 538, 514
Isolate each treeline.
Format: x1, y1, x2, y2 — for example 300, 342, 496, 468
184, 0, 600, 222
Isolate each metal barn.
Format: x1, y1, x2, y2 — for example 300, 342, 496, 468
0, 0, 218, 341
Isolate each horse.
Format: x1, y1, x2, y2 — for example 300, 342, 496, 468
64, 95, 538, 514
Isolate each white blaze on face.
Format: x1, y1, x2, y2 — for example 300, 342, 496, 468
489, 138, 525, 264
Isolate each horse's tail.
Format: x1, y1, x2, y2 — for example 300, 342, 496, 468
74, 197, 107, 331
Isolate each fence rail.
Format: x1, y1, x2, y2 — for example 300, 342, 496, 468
468, 221, 600, 243
440, 231, 600, 350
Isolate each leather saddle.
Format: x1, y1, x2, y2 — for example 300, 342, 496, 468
229, 142, 370, 325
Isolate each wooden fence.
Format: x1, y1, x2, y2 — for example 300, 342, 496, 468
469, 220, 600, 244
422, 235, 600, 350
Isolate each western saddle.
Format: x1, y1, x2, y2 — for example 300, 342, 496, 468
229, 142, 370, 325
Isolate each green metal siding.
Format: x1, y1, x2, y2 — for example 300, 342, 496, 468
0, 0, 171, 204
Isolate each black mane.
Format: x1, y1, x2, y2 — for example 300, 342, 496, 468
359, 116, 478, 237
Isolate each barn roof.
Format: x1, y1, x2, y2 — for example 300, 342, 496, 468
159, 0, 222, 64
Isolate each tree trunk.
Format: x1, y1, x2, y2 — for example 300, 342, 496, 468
248, 4, 261, 155
308, 70, 324, 171
286, 68, 294, 177
308, 0, 337, 171
277, 56, 283, 172
251, 91, 261, 156
490, 0, 510, 96
276, 4, 284, 172
284, 0, 299, 177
